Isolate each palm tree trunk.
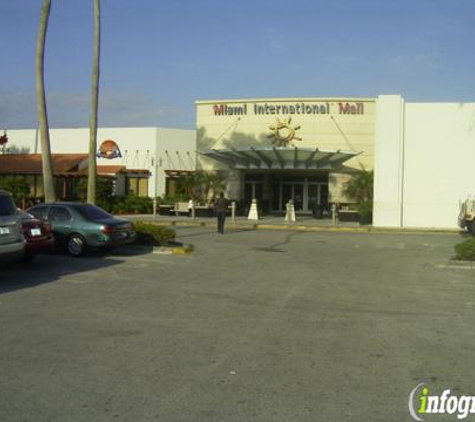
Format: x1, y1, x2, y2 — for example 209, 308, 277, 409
36, 0, 56, 203
87, 0, 101, 204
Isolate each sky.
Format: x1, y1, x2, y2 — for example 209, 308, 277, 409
1, 0, 475, 130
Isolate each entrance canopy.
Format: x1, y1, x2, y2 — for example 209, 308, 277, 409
199, 147, 361, 170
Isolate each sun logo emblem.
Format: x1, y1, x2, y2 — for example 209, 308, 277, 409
268, 117, 302, 147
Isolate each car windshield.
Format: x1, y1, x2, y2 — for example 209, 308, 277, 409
0, 195, 16, 216
74, 204, 112, 220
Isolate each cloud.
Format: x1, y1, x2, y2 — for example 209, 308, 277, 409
389, 52, 441, 74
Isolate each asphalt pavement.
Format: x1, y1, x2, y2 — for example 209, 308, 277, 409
0, 228, 473, 422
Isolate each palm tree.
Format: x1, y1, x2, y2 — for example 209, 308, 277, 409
344, 169, 374, 223
36, 0, 56, 203
87, 0, 101, 204
195, 171, 226, 204
344, 170, 373, 204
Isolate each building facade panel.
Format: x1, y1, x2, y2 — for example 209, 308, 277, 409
402, 103, 475, 228
196, 97, 376, 214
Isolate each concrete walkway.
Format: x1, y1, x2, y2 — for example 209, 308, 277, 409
124, 213, 461, 235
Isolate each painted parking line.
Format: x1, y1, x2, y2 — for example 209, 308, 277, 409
437, 262, 475, 270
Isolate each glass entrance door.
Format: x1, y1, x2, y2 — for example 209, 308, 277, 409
307, 184, 319, 213
272, 178, 329, 213
294, 184, 304, 211
282, 183, 304, 212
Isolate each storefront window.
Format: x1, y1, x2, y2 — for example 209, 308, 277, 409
127, 177, 149, 197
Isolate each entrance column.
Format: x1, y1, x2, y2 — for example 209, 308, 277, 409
303, 177, 309, 212
263, 173, 271, 214
226, 170, 241, 200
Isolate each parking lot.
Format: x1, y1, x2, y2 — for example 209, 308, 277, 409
1, 227, 474, 422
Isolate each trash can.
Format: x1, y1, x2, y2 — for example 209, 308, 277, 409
312, 203, 323, 219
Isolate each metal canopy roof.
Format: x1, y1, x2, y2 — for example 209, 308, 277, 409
199, 147, 361, 170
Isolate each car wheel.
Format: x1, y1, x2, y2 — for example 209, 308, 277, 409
67, 234, 86, 257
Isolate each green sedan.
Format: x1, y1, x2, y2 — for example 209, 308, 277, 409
27, 203, 136, 257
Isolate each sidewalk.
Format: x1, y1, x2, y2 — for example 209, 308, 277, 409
123, 214, 461, 235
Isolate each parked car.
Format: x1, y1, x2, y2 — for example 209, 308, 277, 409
27, 202, 136, 257
19, 210, 55, 261
0, 189, 25, 263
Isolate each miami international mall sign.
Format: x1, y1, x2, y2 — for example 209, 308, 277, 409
213, 101, 365, 117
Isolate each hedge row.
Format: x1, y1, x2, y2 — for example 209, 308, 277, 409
132, 222, 175, 246
454, 238, 475, 261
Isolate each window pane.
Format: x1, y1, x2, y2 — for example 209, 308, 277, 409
74, 204, 111, 220
138, 178, 149, 197
29, 206, 48, 219
127, 178, 137, 195
0, 195, 16, 216
49, 207, 72, 222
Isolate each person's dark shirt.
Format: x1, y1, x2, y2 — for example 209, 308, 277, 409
214, 197, 230, 213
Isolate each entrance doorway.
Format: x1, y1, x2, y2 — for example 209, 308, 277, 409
271, 176, 329, 214
243, 173, 329, 215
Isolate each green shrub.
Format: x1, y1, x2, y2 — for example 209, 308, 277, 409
454, 238, 475, 261
96, 195, 153, 214
77, 177, 114, 200
132, 221, 175, 246
0, 177, 30, 206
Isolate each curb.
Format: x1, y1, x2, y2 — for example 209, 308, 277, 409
436, 260, 475, 270
133, 219, 462, 236
153, 244, 194, 255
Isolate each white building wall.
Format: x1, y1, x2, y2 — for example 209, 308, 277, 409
155, 128, 197, 197
373, 95, 405, 227
403, 103, 475, 228
374, 98, 475, 229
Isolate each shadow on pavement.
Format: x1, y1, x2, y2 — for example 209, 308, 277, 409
174, 227, 256, 239
0, 243, 153, 295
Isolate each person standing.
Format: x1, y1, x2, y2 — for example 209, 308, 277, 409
214, 192, 230, 234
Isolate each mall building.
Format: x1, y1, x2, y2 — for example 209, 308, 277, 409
196, 95, 475, 229
197, 97, 373, 217
2, 95, 474, 229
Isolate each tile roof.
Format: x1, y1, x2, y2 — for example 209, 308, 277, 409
0, 154, 88, 174
0, 154, 150, 177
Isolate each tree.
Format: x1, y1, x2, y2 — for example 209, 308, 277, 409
343, 170, 374, 223
36, 0, 56, 203
87, 0, 101, 204
194, 171, 226, 204
3, 145, 31, 154
0, 177, 30, 208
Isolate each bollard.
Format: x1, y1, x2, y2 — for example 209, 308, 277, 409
231, 201, 236, 222
285, 200, 296, 223
331, 203, 337, 225
248, 199, 259, 220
